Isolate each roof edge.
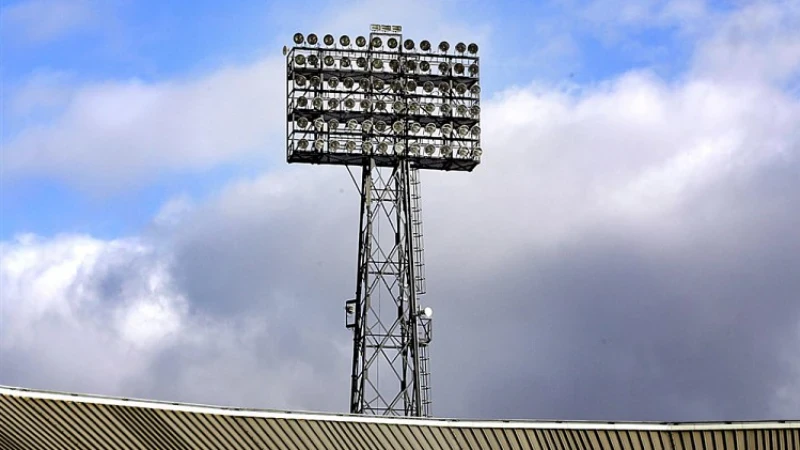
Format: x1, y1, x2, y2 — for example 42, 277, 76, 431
2, 385, 798, 431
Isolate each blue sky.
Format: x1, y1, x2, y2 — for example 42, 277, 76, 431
3, 0, 800, 420
0, 0, 709, 240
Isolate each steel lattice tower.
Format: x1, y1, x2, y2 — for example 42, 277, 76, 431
284, 25, 481, 417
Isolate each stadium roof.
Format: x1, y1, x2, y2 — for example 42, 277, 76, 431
1, 385, 798, 449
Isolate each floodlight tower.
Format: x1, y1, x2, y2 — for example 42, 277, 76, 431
284, 24, 481, 417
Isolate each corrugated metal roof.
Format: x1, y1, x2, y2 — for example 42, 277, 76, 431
1, 385, 798, 449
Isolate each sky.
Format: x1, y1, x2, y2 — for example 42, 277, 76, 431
1, 0, 800, 421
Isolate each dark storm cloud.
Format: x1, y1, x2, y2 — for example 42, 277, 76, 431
429, 156, 800, 421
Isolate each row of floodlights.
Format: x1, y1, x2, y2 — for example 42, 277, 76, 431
294, 75, 480, 95
295, 96, 481, 117
296, 139, 483, 158
294, 33, 479, 54
296, 118, 481, 137
292, 54, 479, 76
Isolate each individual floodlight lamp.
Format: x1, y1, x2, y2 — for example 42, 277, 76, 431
324, 34, 335, 46
404, 39, 414, 50
424, 144, 435, 155
293, 33, 304, 44
468, 42, 478, 54
340, 35, 351, 46
420, 307, 433, 319
387, 37, 398, 49
438, 41, 449, 52
314, 139, 325, 151
455, 42, 466, 53
307, 33, 318, 45
420, 40, 431, 51
356, 35, 366, 47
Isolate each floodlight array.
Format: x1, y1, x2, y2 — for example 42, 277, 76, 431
286, 31, 482, 171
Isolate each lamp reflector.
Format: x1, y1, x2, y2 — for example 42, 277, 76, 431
439, 62, 449, 74
296, 96, 308, 108
328, 119, 339, 129
420, 40, 431, 51
307, 33, 318, 45
312, 97, 323, 110
375, 120, 387, 132
294, 54, 306, 65
362, 141, 373, 153
420, 61, 430, 72
344, 98, 356, 109
330, 140, 340, 151
314, 118, 324, 130
424, 123, 436, 134
375, 99, 387, 110
340, 35, 351, 46
295, 75, 306, 86
314, 139, 324, 150
346, 140, 356, 152
298, 139, 309, 149
308, 54, 319, 66
293, 33, 304, 44
438, 41, 450, 52
457, 125, 469, 136
441, 123, 453, 136
378, 142, 389, 153
469, 63, 479, 75
344, 77, 355, 89
455, 42, 466, 53
409, 143, 421, 154
423, 81, 434, 93
371, 36, 382, 48
323, 34, 334, 46
372, 59, 384, 70
468, 43, 479, 54
328, 76, 339, 88
356, 36, 366, 47
387, 37, 398, 49
404, 39, 414, 50
454, 63, 465, 74
347, 119, 358, 130
297, 117, 309, 128
324, 55, 335, 66
425, 144, 436, 155
328, 98, 340, 109
410, 122, 422, 134
362, 120, 373, 132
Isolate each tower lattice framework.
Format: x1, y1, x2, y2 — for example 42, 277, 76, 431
284, 24, 481, 417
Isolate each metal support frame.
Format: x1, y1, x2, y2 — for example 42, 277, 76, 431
285, 24, 480, 417
348, 156, 431, 416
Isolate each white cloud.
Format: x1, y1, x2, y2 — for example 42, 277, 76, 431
3, 0, 800, 419
4, 58, 285, 191
1, 0, 96, 43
